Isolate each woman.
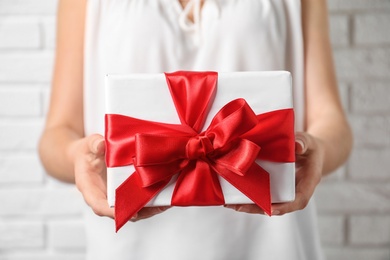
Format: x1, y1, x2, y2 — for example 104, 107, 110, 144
39, 0, 352, 259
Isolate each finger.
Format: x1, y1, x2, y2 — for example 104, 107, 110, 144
75, 167, 112, 218
271, 191, 308, 216
95, 139, 105, 156
82, 186, 114, 218
90, 197, 115, 218
224, 204, 266, 215
87, 134, 105, 156
271, 177, 317, 215
130, 206, 170, 221
295, 132, 313, 155
130, 206, 171, 222
272, 162, 321, 215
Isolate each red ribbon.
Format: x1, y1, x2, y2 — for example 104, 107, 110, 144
105, 71, 295, 231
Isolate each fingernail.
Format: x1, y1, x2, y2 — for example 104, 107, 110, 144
130, 213, 138, 221
271, 210, 280, 216
296, 139, 304, 151
159, 206, 170, 212
236, 205, 245, 212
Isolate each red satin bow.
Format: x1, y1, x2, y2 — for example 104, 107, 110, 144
105, 71, 295, 231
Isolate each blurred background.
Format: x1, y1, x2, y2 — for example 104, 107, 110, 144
0, 0, 389, 259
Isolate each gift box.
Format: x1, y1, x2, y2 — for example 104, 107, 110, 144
105, 71, 295, 230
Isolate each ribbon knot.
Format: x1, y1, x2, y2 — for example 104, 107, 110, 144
186, 135, 214, 160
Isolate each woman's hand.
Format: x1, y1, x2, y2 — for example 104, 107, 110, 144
271, 132, 324, 215
225, 132, 324, 216
72, 134, 170, 221
72, 134, 113, 218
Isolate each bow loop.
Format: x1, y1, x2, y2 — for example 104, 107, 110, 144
212, 139, 261, 176
206, 98, 259, 148
134, 134, 190, 187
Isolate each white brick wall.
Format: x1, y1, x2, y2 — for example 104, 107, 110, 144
0, 18, 40, 49
0, 0, 389, 259
354, 14, 390, 45
0, 1, 85, 259
0, 221, 44, 249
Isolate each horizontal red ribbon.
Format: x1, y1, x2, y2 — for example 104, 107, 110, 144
105, 71, 295, 231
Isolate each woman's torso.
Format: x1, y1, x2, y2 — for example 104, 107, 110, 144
83, 1, 323, 259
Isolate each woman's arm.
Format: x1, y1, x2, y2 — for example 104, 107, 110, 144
226, 0, 353, 215
39, 0, 86, 183
39, 0, 168, 220
302, 0, 352, 175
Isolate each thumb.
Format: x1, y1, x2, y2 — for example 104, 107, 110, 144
88, 134, 105, 155
295, 132, 310, 155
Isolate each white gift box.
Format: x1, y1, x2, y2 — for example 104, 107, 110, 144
105, 71, 295, 207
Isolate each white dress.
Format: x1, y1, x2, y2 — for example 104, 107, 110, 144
83, 0, 325, 259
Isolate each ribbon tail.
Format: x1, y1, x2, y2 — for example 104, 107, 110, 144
213, 163, 271, 215
115, 172, 170, 232
171, 160, 225, 206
